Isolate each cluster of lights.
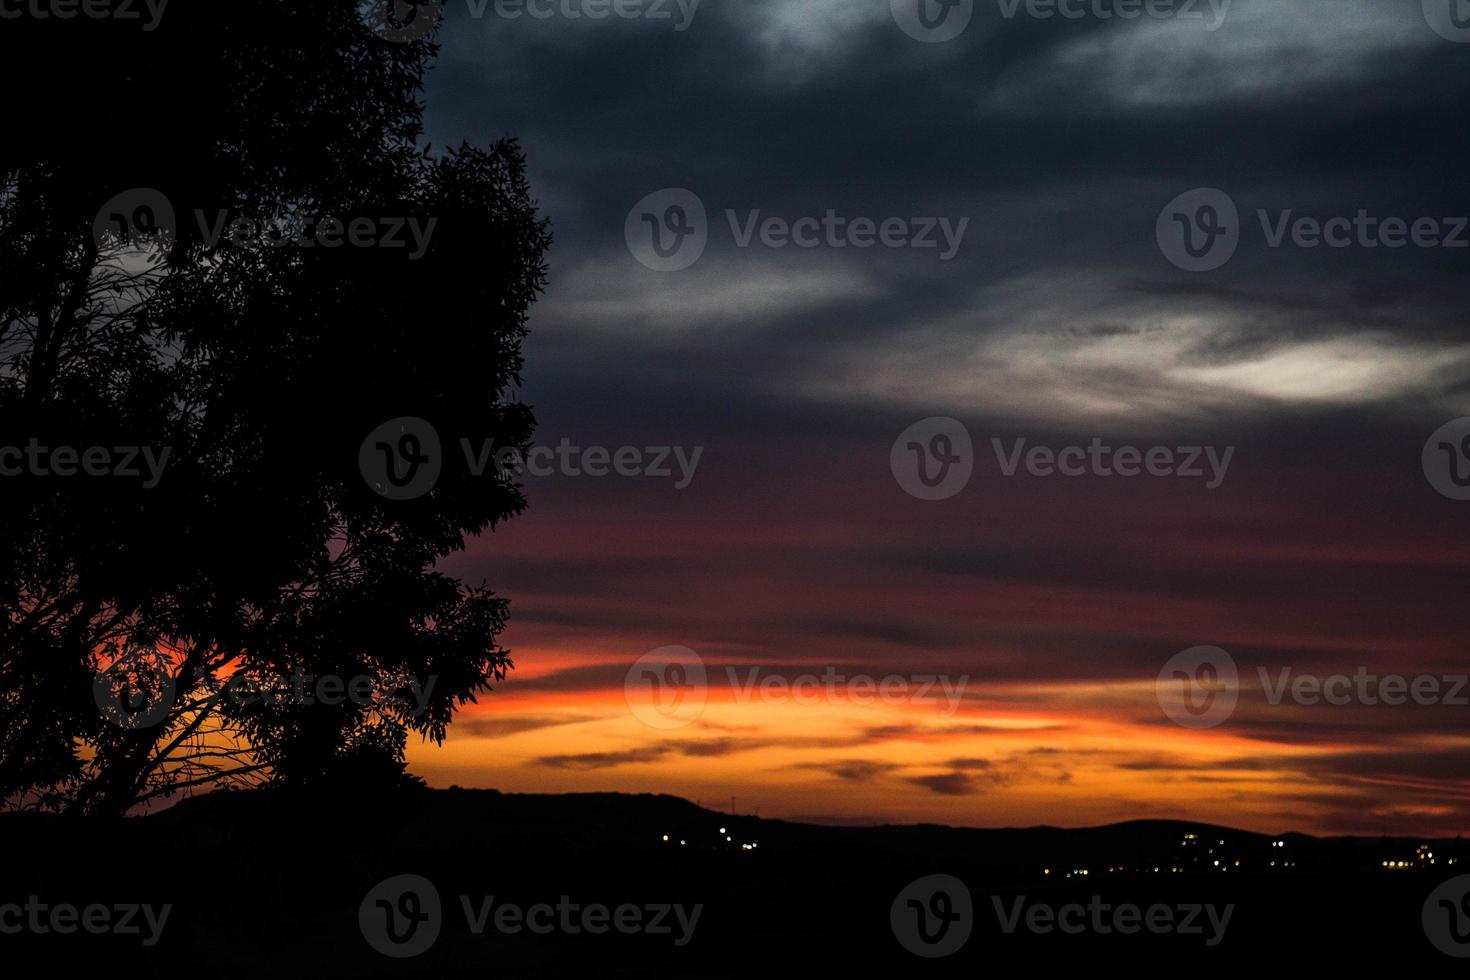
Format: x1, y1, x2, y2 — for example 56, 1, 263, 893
1035, 831, 1461, 880
659, 826, 759, 852
1046, 866, 1190, 876
1379, 845, 1453, 870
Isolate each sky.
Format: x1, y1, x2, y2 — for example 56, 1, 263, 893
405, 0, 1470, 837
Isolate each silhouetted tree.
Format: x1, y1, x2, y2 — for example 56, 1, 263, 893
0, 1, 549, 816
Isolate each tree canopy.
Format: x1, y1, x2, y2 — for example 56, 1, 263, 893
0, 1, 551, 816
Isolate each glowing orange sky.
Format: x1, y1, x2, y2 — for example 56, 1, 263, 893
408, 436, 1470, 837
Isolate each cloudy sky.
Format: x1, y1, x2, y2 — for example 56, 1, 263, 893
405, 0, 1470, 836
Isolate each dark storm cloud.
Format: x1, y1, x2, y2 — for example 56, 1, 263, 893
537, 732, 870, 768
420, 0, 1470, 428
792, 759, 903, 782
860, 722, 1070, 740
908, 772, 983, 795
538, 746, 672, 769
453, 712, 597, 736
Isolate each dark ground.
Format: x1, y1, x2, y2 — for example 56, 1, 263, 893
1, 787, 1463, 975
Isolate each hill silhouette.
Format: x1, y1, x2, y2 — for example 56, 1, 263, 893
2, 787, 1462, 973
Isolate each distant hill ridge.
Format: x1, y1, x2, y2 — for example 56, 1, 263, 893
8, 786, 1449, 875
